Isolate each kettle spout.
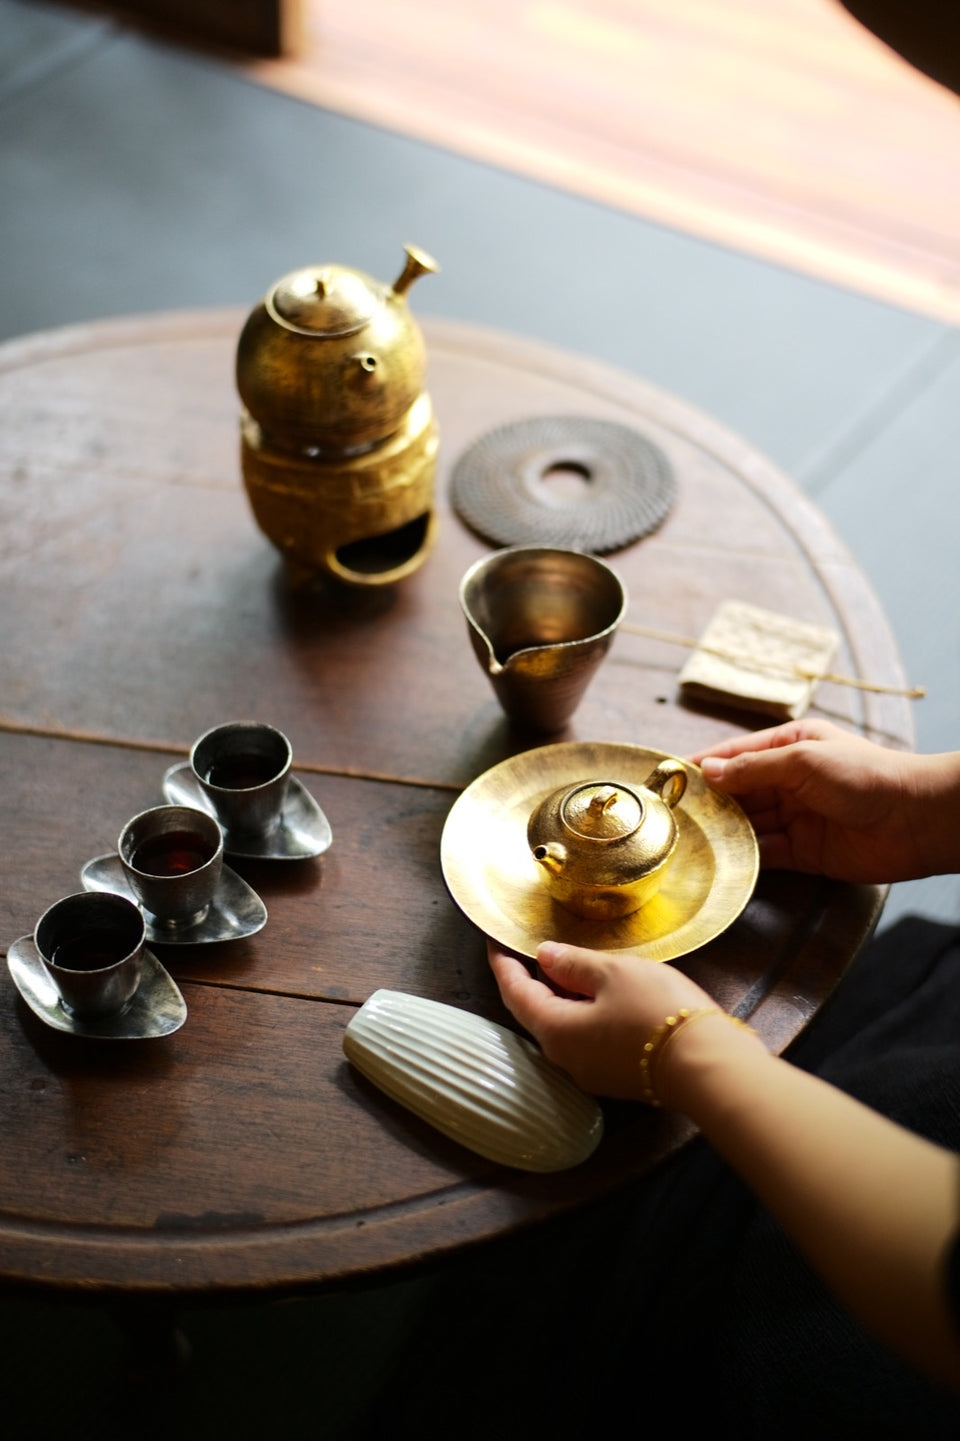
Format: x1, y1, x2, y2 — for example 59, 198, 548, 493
392, 244, 439, 296
531, 840, 567, 876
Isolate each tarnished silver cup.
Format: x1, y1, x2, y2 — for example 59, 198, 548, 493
119, 805, 223, 930
459, 547, 627, 731
35, 891, 145, 1018
190, 721, 292, 837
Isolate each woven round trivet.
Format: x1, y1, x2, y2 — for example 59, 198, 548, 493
449, 415, 676, 553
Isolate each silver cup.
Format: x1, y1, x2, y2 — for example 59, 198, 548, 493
119, 804, 223, 930
459, 547, 627, 731
35, 891, 145, 1018
190, 721, 293, 838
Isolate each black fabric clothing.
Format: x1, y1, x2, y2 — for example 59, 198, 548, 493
356, 916, 960, 1440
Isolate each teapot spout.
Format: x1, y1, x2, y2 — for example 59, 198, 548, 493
392, 244, 440, 296
531, 840, 567, 876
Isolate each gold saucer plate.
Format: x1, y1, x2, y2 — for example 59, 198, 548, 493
440, 741, 759, 962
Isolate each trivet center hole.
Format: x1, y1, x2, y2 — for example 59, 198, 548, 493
538, 459, 594, 504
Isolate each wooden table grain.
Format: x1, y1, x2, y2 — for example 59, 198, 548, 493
0, 310, 913, 1298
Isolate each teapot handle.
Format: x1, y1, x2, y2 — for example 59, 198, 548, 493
643, 758, 687, 809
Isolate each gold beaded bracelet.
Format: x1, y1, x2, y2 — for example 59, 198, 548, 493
638, 1007, 758, 1107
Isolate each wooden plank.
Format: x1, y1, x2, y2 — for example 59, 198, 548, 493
244, 0, 960, 322
0, 312, 913, 779
0, 866, 875, 1294
0, 308, 912, 1294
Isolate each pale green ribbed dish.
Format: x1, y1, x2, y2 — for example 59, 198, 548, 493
343, 989, 604, 1172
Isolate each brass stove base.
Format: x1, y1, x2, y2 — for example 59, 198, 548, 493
240, 392, 439, 587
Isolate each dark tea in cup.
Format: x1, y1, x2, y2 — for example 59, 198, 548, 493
190, 721, 292, 836
35, 891, 145, 1018
119, 805, 223, 928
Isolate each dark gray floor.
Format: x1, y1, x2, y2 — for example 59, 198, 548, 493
1, 2, 959, 1429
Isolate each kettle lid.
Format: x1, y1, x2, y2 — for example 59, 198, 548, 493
266, 264, 379, 338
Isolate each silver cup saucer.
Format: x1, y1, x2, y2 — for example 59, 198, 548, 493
6, 936, 187, 1039
161, 762, 333, 860
80, 853, 268, 944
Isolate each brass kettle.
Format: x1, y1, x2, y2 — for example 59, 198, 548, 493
236, 245, 439, 587
526, 759, 688, 920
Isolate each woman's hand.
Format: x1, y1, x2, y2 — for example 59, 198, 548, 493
691, 718, 960, 882
488, 939, 720, 1100
489, 934, 960, 1388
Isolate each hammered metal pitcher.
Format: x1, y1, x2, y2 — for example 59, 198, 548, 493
459, 547, 627, 731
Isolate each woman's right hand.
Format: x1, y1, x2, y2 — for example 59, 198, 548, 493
690, 718, 960, 883
488, 939, 729, 1101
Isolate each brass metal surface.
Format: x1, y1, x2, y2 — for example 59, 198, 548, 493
240, 391, 438, 586
441, 742, 759, 962
236, 245, 439, 585
236, 244, 437, 452
526, 759, 688, 919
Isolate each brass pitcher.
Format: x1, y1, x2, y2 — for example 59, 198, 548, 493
236, 245, 439, 587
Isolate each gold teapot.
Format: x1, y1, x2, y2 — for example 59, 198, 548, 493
236, 245, 439, 587
526, 759, 688, 920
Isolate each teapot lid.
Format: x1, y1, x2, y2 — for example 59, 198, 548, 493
266, 264, 379, 338
561, 783, 642, 842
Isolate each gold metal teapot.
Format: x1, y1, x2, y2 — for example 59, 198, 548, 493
526, 759, 688, 920
236, 245, 439, 587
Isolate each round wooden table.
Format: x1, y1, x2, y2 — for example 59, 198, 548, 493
0, 310, 912, 1299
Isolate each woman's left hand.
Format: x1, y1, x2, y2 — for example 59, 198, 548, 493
488, 939, 717, 1100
